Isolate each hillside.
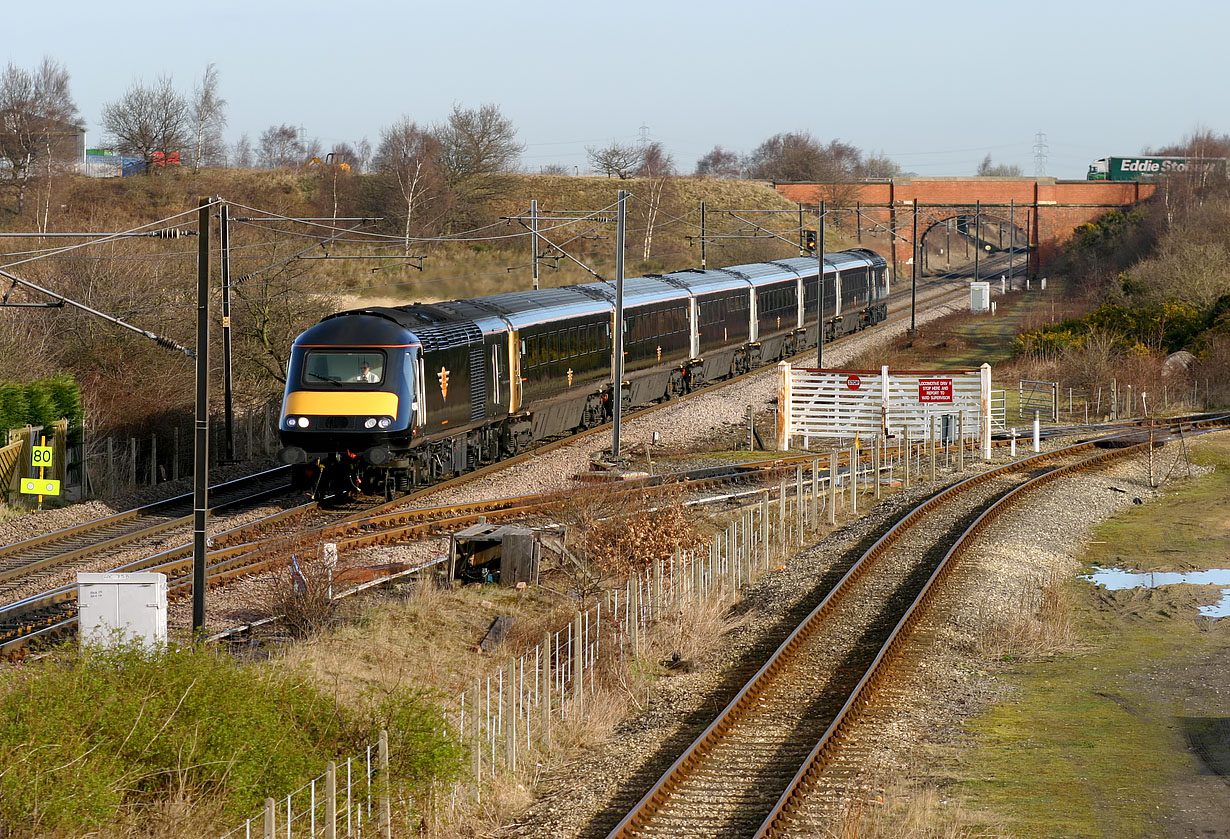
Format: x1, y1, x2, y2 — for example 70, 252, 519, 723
0, 170, 835, 435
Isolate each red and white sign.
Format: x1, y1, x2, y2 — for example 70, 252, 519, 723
846, 375, 862, 391
918, 378, 953, 403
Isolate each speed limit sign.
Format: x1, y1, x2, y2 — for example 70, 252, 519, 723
31, 445, 54, 468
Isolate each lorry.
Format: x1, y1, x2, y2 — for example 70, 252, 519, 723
1087, 156, 1227, 181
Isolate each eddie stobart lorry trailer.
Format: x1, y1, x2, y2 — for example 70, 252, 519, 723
1087, 155, 1227, 181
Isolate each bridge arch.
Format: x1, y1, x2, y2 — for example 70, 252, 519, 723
775, 177, 1152, 278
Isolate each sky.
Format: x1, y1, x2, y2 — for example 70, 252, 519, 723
8, 0, 1230, 180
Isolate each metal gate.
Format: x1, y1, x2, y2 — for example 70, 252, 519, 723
1018, 379, 1057, 421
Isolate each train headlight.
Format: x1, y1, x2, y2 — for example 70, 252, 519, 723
364, 417, 377, 429
378, 417, 392, 429
297, 417, 311, 428
285, 416, 298, 429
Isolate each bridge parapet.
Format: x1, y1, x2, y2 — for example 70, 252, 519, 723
775, 177, 1153, 275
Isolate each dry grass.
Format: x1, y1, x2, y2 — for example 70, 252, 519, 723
975, 568, 1077, 661
830, 778, 999, 838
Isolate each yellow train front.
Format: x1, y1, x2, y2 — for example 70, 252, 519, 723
277, 310, 423, 495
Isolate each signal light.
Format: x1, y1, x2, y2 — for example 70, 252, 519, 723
804, 230, 817, 252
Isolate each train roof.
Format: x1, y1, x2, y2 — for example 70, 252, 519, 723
468, 285, 610, 330
656, 267, 750, 295
573, 275, 691, 309
722, 260, 805, 287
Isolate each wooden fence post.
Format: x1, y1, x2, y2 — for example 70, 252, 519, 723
263, 797, 275, 839
325, 761, 337, 839
572, 612, 584, 712
540, 634, 551, 745
378, 729, 391, 839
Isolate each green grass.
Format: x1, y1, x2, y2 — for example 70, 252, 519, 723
1084, 434, 1230, 573
0, 642, 462, 838
958, 432, 1230, 838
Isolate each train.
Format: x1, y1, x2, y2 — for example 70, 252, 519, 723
277, 249, 890, 495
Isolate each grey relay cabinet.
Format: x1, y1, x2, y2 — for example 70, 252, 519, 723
77, 572, 167, 649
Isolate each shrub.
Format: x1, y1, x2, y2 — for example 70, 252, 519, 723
0, 641, 461, 837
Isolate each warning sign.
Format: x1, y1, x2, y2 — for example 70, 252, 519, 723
918, 379, 954, 403
846, 375, 861, 390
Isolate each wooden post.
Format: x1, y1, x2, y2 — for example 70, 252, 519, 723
572, 611, 584, 712
778, 479, 787, 560
172, 428, 180, 482
150, 434, 158, 485
761, 492, 770, 567
129, 437, 137, 487
472, 678, 483, 777
378, 730, 391, 839
929, 415, 937, 482
506, 667, 517, 772
811, 457, 820, 527
540, 635, 552, 745
325, 761, 337, 839
849, 446, 858, 515
958, 409, 965, 471
264, 797, 276, 839
629, 581, 640, 653
873, 435, 881, 499
828, 450, 837, 525
903, 431, 911, 489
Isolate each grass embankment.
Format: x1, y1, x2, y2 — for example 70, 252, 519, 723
0, 643, 462, 838
959, 433, 1230, 838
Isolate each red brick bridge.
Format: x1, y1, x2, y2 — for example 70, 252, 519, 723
775, 178, 1154, 277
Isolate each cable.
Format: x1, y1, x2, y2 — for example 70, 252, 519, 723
0, 200, 221, 270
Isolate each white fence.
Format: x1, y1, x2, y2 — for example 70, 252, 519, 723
222, 454, 933, 838
221, 426, 1011, 838
222, 731, 391, 839
777, 363, 993, 458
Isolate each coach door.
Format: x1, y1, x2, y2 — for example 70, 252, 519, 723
489, 340, 511, 414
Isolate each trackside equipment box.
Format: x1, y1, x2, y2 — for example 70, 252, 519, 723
77, 572, 168, 649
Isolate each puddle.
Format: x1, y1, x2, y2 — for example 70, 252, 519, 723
1080, 567, 1230, 618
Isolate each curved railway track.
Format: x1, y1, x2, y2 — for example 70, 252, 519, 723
0, 468, 294, 599
604, 420, 1226, 839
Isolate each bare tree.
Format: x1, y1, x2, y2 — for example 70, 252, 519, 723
231, 133, 253, 168
587, 141, 644, 179
857, 151, 901, 178
0, 57, 79, 214
637, 142, 675, 259
354, 137, 372, 174
375, 117, 448, 253
102, 75, 190, 174
435, 103, 522, 184
434, 103, 521, 226
257, 123, 304, 168
976, 154, 1023, 177
695, 145, 741, 178
189, 63, 227, 172
745, 132, 860, 182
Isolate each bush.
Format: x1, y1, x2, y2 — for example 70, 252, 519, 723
0, 375, 83, 435
0, 642, 461, 837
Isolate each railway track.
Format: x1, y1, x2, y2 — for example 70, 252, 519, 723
0, 453, 840, 655
0, 467, 294, 601
604, 420, 1225, 839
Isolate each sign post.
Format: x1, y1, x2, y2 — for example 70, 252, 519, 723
20, 435, 60, 509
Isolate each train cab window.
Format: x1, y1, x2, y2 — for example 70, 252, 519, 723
304, 351, 384, 386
